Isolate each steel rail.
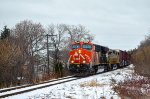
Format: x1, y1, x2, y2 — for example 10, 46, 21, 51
0, 77, 78, 98
0, 75, 74, 93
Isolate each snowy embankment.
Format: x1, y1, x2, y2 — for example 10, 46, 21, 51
4, 65, 135, 99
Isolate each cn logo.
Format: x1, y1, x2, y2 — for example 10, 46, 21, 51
74, 52, 78, 56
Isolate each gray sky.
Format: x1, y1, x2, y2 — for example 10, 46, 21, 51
0, 0, 150, 50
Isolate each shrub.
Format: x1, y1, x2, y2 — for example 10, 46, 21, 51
54, 62, 63, 77
113, 76, 150, 99
131, 34, 150, 77
132, 46, 150, 77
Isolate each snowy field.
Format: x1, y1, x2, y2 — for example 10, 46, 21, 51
4, 65, 134, 99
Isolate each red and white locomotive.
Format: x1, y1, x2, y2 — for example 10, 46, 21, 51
68, 41, 130, 75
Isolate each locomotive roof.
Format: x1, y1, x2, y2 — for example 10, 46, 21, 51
93, 44, 108, 48
93, 44, 109, 52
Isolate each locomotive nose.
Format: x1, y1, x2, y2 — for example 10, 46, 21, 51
69, 49, 91, 64
74, 52, 80, 62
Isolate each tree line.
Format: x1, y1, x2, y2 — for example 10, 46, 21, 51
131, 34, 150, 77
0, 20, 94, 88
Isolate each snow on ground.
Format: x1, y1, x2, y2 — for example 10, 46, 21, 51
4, 65, 134, 99
0, 78, 77, 96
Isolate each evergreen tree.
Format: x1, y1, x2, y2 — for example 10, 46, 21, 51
1, 26, 10, 40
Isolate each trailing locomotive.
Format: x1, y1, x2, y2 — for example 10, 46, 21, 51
68, 41, 130, 75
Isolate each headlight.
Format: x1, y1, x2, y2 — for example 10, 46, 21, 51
83, 60, 86, 63
71, 61, 74, 63
78, 50, 81, 53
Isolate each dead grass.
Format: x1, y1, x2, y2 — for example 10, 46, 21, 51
66, 95, 74, 99
100, 96, 106, 99
80, 79, 106, 87
113, 76, 150, 99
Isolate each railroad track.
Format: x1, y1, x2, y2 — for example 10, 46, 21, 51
0, 66, 128, 98
0, 75, 78, 98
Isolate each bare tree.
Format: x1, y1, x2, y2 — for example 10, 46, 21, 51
0, 38, 22, 87
132, 34, 150, 77
12, 20, 45, 83
0, 21, 95, 87
64, 24, 94, 43
46, 24, 66, 77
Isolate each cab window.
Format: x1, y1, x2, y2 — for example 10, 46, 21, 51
82, 44, 92, 50
72, 44, 80, 50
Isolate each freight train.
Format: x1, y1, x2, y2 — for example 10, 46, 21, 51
68, 41, 130, 75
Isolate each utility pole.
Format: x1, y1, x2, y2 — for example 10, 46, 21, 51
46, 34, 57, 75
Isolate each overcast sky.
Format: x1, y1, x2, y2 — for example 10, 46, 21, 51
0, 0, 150, 50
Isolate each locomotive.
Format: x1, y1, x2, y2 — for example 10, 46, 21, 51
68, 41, 130, 75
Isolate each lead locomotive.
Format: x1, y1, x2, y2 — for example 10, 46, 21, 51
68, 41, 130, 75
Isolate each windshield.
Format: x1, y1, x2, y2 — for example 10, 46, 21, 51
82, 44, 92, 50
72, 44, 80, 50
